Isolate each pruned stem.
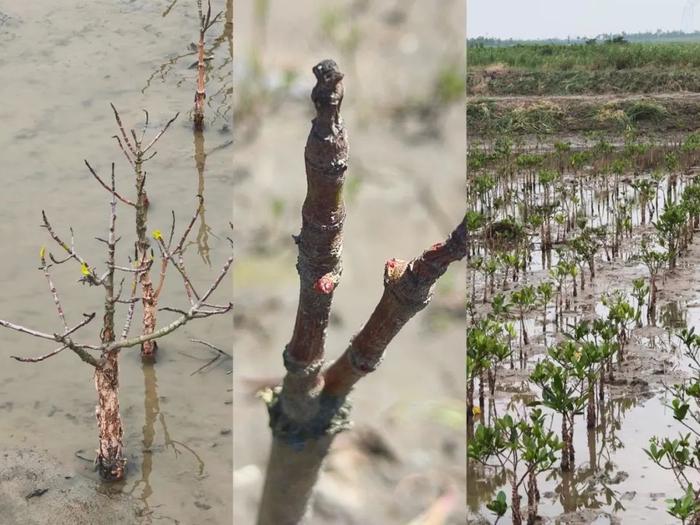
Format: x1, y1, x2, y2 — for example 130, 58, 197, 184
257, 60, 465, 525
280, 59, 348, 424
108, 104, 179, 361
323, 219, 467, 397
193, 0, 222, 130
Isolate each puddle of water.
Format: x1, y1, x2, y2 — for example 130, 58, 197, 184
0, 1, 232, 523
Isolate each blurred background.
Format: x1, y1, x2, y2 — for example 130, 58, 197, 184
232, 1, 466, 523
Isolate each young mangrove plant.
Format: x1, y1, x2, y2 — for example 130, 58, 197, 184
468, 317, 512, 427
107, 104, 179, 361
469, 408, 561, 525
631, 277, 649, 328
4, 165, 232, 481
510, 285, 536, 352
640, 237, 668, 324
194, 0, 223, 130
646, 327, 700, 524
256, 60, 466, 525
654, 202, 687, 271
530, 347, 587, 472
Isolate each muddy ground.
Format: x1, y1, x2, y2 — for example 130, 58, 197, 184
233, 1, 465, 524
0, 2, 232, 524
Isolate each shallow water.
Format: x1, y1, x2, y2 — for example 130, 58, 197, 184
468, 391, 686, 524
0, 1, 232, 523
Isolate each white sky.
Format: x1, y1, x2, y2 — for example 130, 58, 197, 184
467, 0, 700, 40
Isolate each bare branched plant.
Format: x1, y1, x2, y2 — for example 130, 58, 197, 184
103, 104, 179, 361
194, 0, 223, 130
5, 163, 232, 482
255, 60, 466, 525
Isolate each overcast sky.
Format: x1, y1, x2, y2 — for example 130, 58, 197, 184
467, 0, 700, 40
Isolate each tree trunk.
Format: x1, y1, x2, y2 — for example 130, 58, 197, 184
94, 350, 126, 481
526, 469, 539, 525
257, 390, 349, 525
257, 435, 333, 525
194, 28, 207, 130
561, 416, 570, 471
511, 479, 523, 525
587, 377, 596, 429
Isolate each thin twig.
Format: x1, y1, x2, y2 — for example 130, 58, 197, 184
110, 103, 137, 156
11, 345, 68, 363
84, 160, 136, 207
143, 113, 180, 154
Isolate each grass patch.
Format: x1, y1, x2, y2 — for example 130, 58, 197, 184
468, 42, 700, 71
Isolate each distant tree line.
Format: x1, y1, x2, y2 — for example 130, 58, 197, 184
468, 30, 700, 48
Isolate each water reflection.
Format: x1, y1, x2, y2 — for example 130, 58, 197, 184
128, 361, 207, 518
128, 362, 159, 510
468, 393, 674, 523
190, 130, 212, 265
142, 0, 232, 125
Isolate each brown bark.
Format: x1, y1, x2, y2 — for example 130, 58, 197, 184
526, 469, 539, 525
193, 0, 220, 130
257, 392, 349, 525
561, 417, 570, 472
282, 59, 347, 421
587, 377, 596, 429
94, 351, 126, 480
257, 60, 348, 525
135, 154, 158, 361
95, 184, 126, 481
512, 478, 523, 525
323, 221, 467, 397
194, 27, 206, 131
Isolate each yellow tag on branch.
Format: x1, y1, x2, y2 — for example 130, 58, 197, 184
39, 246, 46, 259
81, 262, 90, 276
152, 230, 162, 241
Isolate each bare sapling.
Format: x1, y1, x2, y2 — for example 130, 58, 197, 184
105, 104, 179, 361
194, 0, 223, 131
5, 163, 232, 481
256, 59, 467, 525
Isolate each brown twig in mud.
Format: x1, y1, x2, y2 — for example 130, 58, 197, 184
108, 104, 179, 361
2, 158, 232, 483
194, 0, 223, 130
256, 60, 466, 525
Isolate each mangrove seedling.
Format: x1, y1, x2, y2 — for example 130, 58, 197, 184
194, 0, 223, 130
107, 104, 179, 361
4, 166, 232, 481
469, 408, 561, 525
